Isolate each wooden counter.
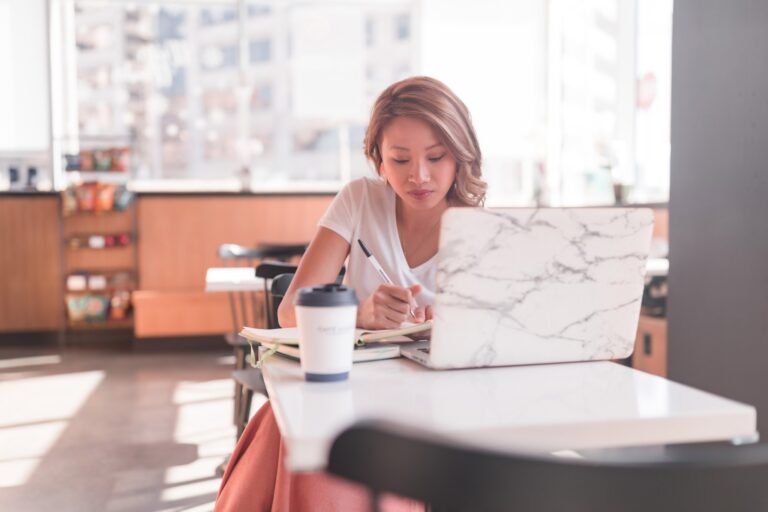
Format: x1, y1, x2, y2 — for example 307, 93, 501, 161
133, 194, 333, 337
0, 196, 63, 332
0, 195, 669, 343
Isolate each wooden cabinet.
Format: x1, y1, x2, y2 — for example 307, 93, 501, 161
62, 203, 137, 333
632, 315, 668, 377
0, 195, 63, 332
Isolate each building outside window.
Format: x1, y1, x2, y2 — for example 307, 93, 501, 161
249, 39, 271, 63
394, 13, 410, 40
51, 0, 671, 203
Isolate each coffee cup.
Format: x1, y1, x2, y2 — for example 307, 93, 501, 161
294, 284, 358, 382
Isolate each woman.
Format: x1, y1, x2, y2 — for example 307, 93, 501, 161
216, 76, 486, 512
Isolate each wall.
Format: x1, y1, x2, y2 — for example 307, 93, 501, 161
669, 0, 768, 433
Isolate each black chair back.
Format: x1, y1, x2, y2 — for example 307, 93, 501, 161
264, 269, 346, 328
269, 273, 295, 325
255, 261, 299, 280
257, 242, 308, 260
255, 263, 298, 329
329, 421, 768, 512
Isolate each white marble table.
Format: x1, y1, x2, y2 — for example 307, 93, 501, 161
262, 355, 757, 472
205, 267, 265, 292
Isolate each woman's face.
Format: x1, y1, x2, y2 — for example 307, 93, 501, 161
378, 116, 457, 211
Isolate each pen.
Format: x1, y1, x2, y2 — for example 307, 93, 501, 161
357, 239, 416, 319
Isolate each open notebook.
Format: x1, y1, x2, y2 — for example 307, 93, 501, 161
240, 321, 432, 363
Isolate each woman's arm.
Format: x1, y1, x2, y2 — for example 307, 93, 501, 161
277, 228, 429, 329
277, 227, 350, 327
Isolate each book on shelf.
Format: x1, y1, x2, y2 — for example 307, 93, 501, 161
239, 320, 432, 363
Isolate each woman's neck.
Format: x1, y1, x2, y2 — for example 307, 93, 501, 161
395, 197, 449, 232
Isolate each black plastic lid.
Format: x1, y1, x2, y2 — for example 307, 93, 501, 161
294, 283, 358, 307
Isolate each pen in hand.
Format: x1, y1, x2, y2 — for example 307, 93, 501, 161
357, 239, 416, 320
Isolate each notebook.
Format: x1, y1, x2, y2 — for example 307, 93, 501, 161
400, 208, 654, 369
240, 321, 432, 363
258, 341, 401, 363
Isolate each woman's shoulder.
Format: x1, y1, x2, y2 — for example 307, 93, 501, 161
338, 176, 389, 204
342, 176, 385, 193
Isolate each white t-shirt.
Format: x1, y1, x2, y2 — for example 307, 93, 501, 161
318, 177, 436, 306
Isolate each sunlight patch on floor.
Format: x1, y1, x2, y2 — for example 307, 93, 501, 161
160, 475, 222, 503
217, 355, 236, 366
0, 354, 62, 370
160, 379, 237, 505
0, 370, 104, 488
0, 370, 104, 427
0, 420, 67, 487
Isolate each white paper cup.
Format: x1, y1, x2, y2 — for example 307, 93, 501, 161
294, 284, 358, 382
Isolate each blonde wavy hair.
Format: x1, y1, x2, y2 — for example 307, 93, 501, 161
364, 76, 487, 206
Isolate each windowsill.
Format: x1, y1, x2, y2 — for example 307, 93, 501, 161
127, 179, 341, 195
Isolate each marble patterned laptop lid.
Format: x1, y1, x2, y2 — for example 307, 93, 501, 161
430, 208, 654, 369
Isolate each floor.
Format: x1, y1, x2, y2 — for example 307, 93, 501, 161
0, 340, 264, 512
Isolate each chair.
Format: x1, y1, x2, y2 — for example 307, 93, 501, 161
232, 272, 295, 437
231, 263, 298, 439
217, 244, 304, 434
328, 421, 768, 512
233, 268, 347, 438
255, 262, 300, 329
256, 242, 308, 261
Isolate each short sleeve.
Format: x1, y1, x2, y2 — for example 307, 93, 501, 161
317, 179, 365, 242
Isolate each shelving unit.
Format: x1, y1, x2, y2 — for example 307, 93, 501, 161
59, 136, 138, 340
61, 199, 137, 337
64, 171, 130, 184
67, 317, 134, 331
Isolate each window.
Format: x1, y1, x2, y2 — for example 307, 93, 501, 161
251, 83, 272, 111
61, 0, 417, 187
200, 7, 237, 26
394, 13, 410, 40
249, 39, 271, 64
54, 0, 671, 202
247, 5, 271, 17
201, 45, 239, 70
365, 17, 375, 47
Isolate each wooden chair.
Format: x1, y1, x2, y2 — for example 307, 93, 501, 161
329, 420, 768, 512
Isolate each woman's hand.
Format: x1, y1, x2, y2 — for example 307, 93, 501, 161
357, 284, 424, 329
404, 305, 433, 340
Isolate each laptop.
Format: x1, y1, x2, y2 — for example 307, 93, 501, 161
400, 208, 654, 369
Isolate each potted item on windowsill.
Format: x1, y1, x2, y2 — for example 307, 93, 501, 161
612, 182, 633, 206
